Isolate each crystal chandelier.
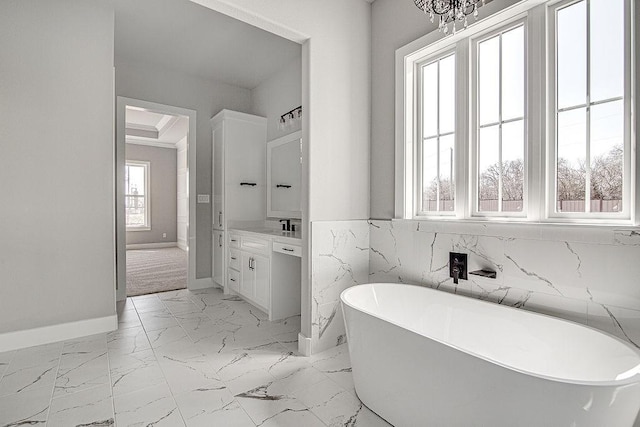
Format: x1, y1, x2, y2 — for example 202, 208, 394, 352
414, 0, 485, 34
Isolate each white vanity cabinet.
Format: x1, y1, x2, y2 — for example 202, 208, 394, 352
227, 232, 271, 314
240, 251, 270, 309
210, 110, 267, 293
212, 230, 224, 288
227, 229, 301, 321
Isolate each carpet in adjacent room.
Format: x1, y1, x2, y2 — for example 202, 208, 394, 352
126, 247, 187, 296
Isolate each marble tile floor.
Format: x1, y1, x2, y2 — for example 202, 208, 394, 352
0, 287, 390, 427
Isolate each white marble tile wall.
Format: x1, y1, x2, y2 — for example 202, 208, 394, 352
311, 220, 370, 354
369, 219, 640, 350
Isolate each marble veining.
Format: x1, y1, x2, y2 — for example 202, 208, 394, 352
614, 229, 640, 246
0, 287, 382, 427
368, 219, 640, 351
311, 220, 370, 354
504, 254, 563, 295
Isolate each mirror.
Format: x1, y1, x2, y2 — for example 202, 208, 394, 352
267, 131, 302, 219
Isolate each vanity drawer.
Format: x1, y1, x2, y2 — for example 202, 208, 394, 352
273, 241, 302, 257
241, 237, 270, 255
227, 268, 240, 291
229, 233, 241, 249
228, 249, 240, 270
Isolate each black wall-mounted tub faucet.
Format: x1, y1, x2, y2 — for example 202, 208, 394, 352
449, 252, 468, 284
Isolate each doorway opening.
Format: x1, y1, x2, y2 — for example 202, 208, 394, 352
116, 97, 197, 300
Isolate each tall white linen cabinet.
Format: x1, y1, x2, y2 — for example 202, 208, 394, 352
210, 110, 267, 291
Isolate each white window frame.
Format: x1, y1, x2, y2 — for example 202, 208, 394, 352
125, 160, 151, 231
395, 0, 637, 226
546, 0, 633, 222
416, 48, 458, 217
470, 18, 529, 218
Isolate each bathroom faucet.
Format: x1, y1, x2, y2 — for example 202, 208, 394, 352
452, 266, 460, 285
449, 252, 468, 284
280, 219, 291, 231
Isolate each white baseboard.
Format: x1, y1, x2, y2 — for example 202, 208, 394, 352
0, 315, 117, 353
177, 239, 188, 251
190, 277, 214, 290
126, 242, 178, 250
298, 333, 312, 357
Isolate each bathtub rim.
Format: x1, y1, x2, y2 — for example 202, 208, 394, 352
340, 282, 640, 388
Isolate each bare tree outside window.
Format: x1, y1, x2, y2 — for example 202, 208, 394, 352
125, 162, 149, 227
421, 53, 456, 213
476, 24, 525, 213
555, 0, 625, 214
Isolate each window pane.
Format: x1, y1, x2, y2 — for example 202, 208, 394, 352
590, 0, 624, 102
127, 165, 145, 196
502, 120, 524, 212
557, 108, 587, 212
590, 100, 624, 212
502, 26, 525, 121
439, 55, 456, 134
439, 135, 455, 211
422, 63, 438, 138
126, 197, 146, 226
478, 125, 500, 212
479, 35, 500, 125
557, 1, 587, 109
422, 137, 439, 211
125, 163, 147, 227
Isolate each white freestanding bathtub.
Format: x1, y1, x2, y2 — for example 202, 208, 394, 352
341, 283, 640, 427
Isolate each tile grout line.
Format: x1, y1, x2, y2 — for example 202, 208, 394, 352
139, 295, 191, 426
181, 289, 266, 426
105, 332, 116, 425
183, 290, 260, 426
124, 289, 312, 426
45, 341, 65, 423
0, 350, 16, 386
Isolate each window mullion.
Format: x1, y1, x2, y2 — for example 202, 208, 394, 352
436, 60, 441, 211
585, 0, 592, 213
455, 40, 469, 219
498, 33, 504, 213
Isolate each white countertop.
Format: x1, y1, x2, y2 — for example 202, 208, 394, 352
229, 227, 302, 245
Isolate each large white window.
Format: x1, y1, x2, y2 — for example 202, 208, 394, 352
397, 0, 635, 224
472, 23, 526, 215
419, 52, 456, 214
548, 0, 631, 219
125, 161, 150, 229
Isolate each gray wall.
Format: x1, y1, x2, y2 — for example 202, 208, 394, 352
0, 0, 115, 333
251, 57, 302, 142
126, 144, 178, 245
371, 0, 439, 219
115, 57, 252, 279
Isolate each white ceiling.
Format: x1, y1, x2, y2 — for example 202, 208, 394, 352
125, 107, 189, 147
114, 0, 301, 90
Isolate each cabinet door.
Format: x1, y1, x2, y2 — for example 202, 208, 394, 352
212, 124, 224, 230
253, 254, 270, 309
212, 230, 224, 287
240, 252, 255, 298
225, 119, 266, 185
228, 268, 240, 292
224, 117, 266, 224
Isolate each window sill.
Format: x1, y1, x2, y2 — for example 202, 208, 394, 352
126, 227, 151, 232
388, 217, 639, 246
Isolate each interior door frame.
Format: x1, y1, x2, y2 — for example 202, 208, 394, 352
115, 96, 197, 301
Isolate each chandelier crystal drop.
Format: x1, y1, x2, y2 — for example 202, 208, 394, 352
414, 0, 485, 34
